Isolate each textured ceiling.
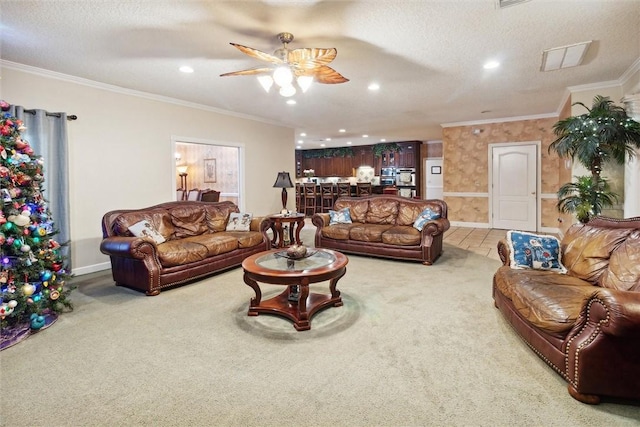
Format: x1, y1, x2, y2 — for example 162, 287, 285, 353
1, 0, 639, 148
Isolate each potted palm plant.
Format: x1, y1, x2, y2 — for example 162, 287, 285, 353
549, 95, 640, 223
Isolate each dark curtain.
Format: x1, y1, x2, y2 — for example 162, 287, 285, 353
8, 106, 71, 266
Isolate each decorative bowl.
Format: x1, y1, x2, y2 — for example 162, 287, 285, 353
286, 244, 308, 259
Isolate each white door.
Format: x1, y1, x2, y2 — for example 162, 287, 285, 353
491, 144, 537, 231
425, 158, 443, 200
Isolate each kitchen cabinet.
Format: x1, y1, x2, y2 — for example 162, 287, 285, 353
354, 145, 374, 168
396, 141, 419, 168
295, 151, 303, 178
299, 150, 354, 177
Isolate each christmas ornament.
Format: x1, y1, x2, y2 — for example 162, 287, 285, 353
22, 283, 35, 296
30, 313, 46, 329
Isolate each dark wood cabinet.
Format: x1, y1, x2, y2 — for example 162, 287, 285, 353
295, 150, 303, 178
396, 141, 419, 168
354, 145, 374, 168
298, 142, 418, 179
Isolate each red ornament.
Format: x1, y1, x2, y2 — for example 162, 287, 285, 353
52, 263, 62, 272
23, 228, 30, 236
0, 126, 10, 136
15, 140, 28, 150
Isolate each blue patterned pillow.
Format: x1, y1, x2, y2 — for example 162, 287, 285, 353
506, 230, 567, 273
329, 208, 352, 225
413, 208, 440, 231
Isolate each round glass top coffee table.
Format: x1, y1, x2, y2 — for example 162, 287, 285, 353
241, 248, 348, 331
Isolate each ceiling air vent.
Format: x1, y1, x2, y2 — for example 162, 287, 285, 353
496, 0, 531, 8
540, 41, 592, 72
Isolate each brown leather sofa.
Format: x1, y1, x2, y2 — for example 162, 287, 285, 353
100, 201, 270, 295
493, 216, 640, 404
312, 195, 450, 265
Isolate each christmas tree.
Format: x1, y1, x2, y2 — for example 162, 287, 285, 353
0, 100, 72, 349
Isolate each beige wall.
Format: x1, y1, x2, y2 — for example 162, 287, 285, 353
443, 117, 563, 230
1, 66, 294, 274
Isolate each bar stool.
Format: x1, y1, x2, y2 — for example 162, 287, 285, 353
320, 183, 335, 213
356, 182, 372, 197
337, 182, 351, 198
303, 183, 319, 216
295, 183, 305, 213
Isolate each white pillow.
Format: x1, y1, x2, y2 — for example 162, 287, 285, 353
128, 220, 165, 244
329, 208, 352, 225
226, 213, 252, 231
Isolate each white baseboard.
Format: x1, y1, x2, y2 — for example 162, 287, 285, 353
539, 227, 562, 235
449, 221, 490, 228
72, 262, 111, 276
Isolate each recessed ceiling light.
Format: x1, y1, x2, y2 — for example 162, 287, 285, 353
362, 134, 369, 138
368, 83, 380, 91
300, 132, 307, 137
286, 99, 296, 105
297, 140, 304, 144
297, 145, 302, 149
326, 138, 332, 141
179, 66, 194, 73
339, 129, 346, 133
346, 141, 352, 145
320, 143, 326, 147
380, 138, 386, 142
483, 61, 500, 70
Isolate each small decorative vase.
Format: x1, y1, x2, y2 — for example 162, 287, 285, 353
286, 244, 307, 259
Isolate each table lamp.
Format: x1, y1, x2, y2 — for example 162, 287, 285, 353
273, 171, 294, 211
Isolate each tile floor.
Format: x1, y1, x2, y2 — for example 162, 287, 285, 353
444, 226, 509, 261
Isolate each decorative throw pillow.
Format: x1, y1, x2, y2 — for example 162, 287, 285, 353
329, 208, 352, 225
226, 212, 252, 231
128, 220, 166, 244
413, 208, 440, 231
506, 230, 567, 273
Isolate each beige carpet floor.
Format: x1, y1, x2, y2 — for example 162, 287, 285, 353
1, 225, 639, 426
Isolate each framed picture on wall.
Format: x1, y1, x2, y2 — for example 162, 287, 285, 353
204, 158, 217, 183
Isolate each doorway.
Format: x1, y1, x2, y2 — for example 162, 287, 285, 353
173, 138, 242, 207
489, 143, 539, 231
424, 158, 443, 200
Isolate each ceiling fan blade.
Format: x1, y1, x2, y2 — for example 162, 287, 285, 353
288, 47, 337, 68
298, 65, 349, 84
230, 43, 284, 65
220, 66, 273, 77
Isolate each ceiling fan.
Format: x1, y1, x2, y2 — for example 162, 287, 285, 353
220, 32, 349, 96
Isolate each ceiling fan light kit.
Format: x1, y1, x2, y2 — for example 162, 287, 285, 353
221, 32, 348, 98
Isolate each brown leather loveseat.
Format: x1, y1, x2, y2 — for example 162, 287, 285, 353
312, 195, 450, 265
101, 201, 270, 295
493, 216, 640, 404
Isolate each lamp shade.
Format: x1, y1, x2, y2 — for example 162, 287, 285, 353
274, 171, 294, 211
273, 171, 294, 188
177, 165, 188, 175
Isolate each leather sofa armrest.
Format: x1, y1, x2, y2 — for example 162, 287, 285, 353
250, 216, 271, 233
577, 288, 640, 338
422, 218, 450, 236
100, 236, 157, 259
497, 239, 511, 266
312, 213, 330, 228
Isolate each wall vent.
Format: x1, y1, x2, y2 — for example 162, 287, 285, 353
497, 0, 531, 8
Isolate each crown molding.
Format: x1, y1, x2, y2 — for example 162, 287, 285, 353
441, 112, 557, 128
566, 79, 621, 93
619, 57, 640, 88
0, 60, 290, 129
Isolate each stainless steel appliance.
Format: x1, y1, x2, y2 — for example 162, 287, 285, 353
380, 167, 397, 186
396, 168, 416, 198
395, 168, 416, 186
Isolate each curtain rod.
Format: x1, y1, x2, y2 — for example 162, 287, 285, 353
22, 109, 77, 121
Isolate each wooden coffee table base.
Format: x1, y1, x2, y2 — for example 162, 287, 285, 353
241, 249, 348, 331
244, 275, 344, 331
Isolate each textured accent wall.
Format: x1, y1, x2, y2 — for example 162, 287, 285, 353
443, 117, 563, 228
